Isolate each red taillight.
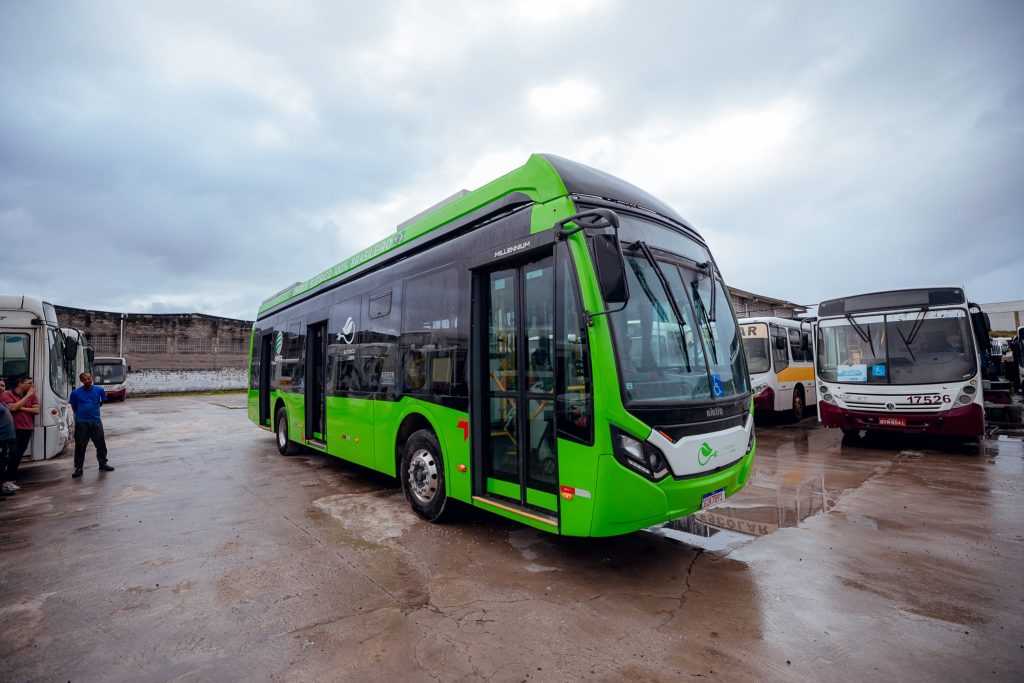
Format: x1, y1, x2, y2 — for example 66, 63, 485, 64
560, 485, 575, 501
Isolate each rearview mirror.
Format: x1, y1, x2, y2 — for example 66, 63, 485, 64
558, 209, 629, 307
86, 347, 95, 364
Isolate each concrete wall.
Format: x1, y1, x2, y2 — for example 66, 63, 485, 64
56, 306, 252, 371
127, 368, 249, 395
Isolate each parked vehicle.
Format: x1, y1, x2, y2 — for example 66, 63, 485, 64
92, 356, 129, 401
0, 295, 72, 459
815, 287, 988, 439
740, 316, 816, 420
249, 154, 756, 537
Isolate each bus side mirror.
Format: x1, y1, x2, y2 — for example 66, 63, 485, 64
558, 208, 629, 306
591, 233, 629, 305
86, 348, 95, 364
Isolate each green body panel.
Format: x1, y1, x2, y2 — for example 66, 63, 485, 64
525, 488, 558, 513
247, 388, 258, 425
587, 444, 756, 537
486, 477, 520, 500
325, 396, 375, 467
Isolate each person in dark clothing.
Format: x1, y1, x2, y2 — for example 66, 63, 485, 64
1010, 336, 1023, 394
0, 376, 39, 489
0, 379, 16, 496
68, 372, 115, 479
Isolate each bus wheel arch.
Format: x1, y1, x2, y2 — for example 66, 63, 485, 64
395, 414, 451, 522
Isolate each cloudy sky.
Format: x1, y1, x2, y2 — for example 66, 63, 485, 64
2, 1, 1022, 320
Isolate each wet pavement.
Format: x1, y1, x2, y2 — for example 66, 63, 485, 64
1, 395, 1022, 682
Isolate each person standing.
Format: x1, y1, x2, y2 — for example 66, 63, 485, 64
0, 376, 39, 490
68, 372, 114, 478
0, 380, 16, 496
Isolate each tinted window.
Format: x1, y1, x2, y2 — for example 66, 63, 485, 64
771, 326, 789, 371
328, 298, 364, 394
276, 323, 305, 392
48, 328, 69, 397
401, 266, 465, 396
789, 328, 803, 362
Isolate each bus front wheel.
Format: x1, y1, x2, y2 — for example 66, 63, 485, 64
401, 429, 451, 522
276, 408, 296, 456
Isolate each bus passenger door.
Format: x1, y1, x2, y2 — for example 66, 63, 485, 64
475, 254, 559, 518
305, 321, 327, 443
258, 333, 273, 426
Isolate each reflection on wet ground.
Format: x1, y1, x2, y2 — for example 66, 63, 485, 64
2, 394, 1023, 681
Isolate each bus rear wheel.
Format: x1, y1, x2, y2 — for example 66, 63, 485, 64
276, 408, 296, 455
401, 429, 451, 522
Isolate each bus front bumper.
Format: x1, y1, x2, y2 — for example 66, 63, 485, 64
819, 401, 984, 437
587, 445, 756, 537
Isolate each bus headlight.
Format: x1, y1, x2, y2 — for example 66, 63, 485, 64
955, 392, 973, 405
819, 384, 834, 404
613, 428, 670, 481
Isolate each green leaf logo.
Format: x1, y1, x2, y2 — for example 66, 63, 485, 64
697, 442, 718, 466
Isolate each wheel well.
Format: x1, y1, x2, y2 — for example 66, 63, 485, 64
794, 383, 805, 398
395, 413, 436, 476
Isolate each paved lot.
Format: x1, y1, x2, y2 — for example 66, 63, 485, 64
1, 394, 1022, 682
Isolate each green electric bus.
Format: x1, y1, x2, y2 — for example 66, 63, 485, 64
248, 155, 755, 537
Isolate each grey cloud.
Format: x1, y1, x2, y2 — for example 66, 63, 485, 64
1, 1, 1022, 319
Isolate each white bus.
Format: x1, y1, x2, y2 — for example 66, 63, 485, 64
740, 316, 816, 420
815, 287, 987, 439
92, 356, 129, 401
0, 296, 72, 459
61, 327, 94, 390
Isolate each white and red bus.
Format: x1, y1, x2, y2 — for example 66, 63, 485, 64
815, 287, 988, 440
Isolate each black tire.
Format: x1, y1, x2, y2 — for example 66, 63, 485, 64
275, 407, 296, 455
791, 385, 806, 422
400, 429, 451, 522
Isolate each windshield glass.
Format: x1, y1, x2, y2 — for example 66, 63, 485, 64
742, 338, 771, 374
817, 309, 976, 384
93, 362, 126, 384
611, 254, 711, 401
605, 214, 749, 402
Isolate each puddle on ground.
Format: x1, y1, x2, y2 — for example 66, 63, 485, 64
312, 492, 417, 544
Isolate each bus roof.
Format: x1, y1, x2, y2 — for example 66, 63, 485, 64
738, 316, 810, 328
257, 154, 695, 318
818, 287, 966, 318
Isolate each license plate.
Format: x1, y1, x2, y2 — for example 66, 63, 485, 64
701, 488, 726, 510
878, 416, 907, 427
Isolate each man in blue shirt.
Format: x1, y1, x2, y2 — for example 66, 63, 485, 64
68, 372, 115, 479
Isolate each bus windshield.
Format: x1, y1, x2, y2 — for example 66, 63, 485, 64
93, 362, 126, 385
817, 308, 976, 385
608, 216, 749, 402
742, 337, 771, 374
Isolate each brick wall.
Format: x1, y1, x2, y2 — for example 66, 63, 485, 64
55, 306, 253, 371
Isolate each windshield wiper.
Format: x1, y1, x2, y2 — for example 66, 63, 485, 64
697, 261, 717, 322
632, 241, 692, 372
845, 314, 877, 359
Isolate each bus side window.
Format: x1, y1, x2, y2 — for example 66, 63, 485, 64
801, 333, 811, 362
329, 297, 363, 394
278, 322, 305, 392
401, 265, 463, 397
788, 328, 802, 362
556, 246, 592, 444
772, 326, 789, 372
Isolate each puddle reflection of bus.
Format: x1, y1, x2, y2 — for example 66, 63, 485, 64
815, 287, 989, 441
740, 317, 816, 421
